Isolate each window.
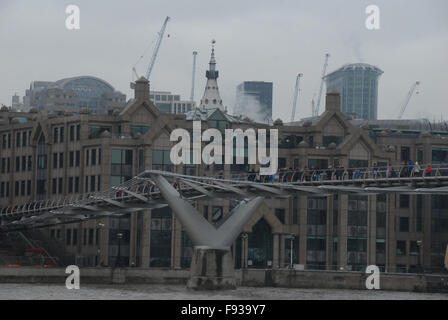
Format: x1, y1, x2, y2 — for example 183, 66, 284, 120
323, 136, 343, 147
203, 206, 209, 220
410, 241, 419, 255
131, 126, 150, 136
69, 151, 74, 167
2, 135, 5, 149
432, 148, 448, 164
21, 181, 25, 196
211, 206, 223, 222
21, 156, 26, 171
53, 128, 58, 143
85, 150, 89, 166
27, 180, 31, 196
59, 152, 63, 168
396, 240, 406, 255
74, 177, 79, 193
1, 158, 4, 173
88, 229, 94, 245
22, 131, 27, 147
16, 132, 21, 147
68, 177, 73, 193
98, 148, 101, 165
60, 127, 64, 142
14, 181, 19, 196
28, 156, 32, 171
111, 149, 133, 186
15, 157, 19, 172
38, 155, 46, 169
399, 195, 409, 208
401, 146, 410, 162
91, 149, 96, 166
52, 178, 57, 194
76, 125, 80, 140
399, 217, 409, 232
90, 175, 95, 192
75, 151, 80, 166
89, 125, 111, 139
58, 178, 63, 194
70, 125, 75, 141
72, 229, 78, 246
66, 229, 72, 246
53, 153, 57, 169
151, 150, 172, 172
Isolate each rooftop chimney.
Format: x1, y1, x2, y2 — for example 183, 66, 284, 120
134, 77, 150, 101
325, 90, 341, 112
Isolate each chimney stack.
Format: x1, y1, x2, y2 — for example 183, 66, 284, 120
325, 90, 341, 112
134, 77, 150, 101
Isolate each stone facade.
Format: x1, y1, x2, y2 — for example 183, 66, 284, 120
1, 83, 447, 274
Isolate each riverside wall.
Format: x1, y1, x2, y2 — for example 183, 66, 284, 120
0, 267, 447, 293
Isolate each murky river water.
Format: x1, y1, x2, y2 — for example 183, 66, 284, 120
0, 283, 446, 300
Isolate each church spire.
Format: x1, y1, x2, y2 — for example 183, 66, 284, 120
199, 40, 225, 111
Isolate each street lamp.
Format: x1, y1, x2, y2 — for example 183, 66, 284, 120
285, 234, 295, 269
241, 233, 248, 268
115, 232, 123, 268
97, 222, 105, 267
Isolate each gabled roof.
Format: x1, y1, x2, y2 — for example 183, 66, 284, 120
118, 98, 160, 119
185, 107, 245, 123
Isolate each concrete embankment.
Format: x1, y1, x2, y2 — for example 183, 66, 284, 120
0, 267, 447, 293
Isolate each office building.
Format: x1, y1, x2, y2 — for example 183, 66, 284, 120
234, 81, 273, 123
149, 91, 195, 114
325, 63, 383, 120
22, 76, 126, 114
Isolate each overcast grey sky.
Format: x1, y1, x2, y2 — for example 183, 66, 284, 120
0, 0, 447, 121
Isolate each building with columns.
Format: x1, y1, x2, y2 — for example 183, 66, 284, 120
1, 52, 447, 273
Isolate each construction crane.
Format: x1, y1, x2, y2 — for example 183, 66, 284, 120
290, 73, 303, 122
145, 16, 170, 80
190, 51, 198, 101
130, 16, 171, 89
397, 81, 420, 119
312, 53, 330, 117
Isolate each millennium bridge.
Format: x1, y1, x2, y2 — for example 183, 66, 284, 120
1, 163, 448, 289
1, 163, 448, 232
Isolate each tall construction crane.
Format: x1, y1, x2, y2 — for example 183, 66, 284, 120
290, 73, 303, 122
397, 81, 420, 119
312, 53, 330, 117
145, 16, 170, 80
190, 51, 198, 101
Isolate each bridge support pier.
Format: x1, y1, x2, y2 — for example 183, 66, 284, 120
187, 246, 236, 290
150, 173, 263, 290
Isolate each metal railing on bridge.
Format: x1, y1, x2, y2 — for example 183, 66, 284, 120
1, 163, 448, 231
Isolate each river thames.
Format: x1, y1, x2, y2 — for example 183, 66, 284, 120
0, 283, 446, 300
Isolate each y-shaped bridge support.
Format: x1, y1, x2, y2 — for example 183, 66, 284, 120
151, 174, 264, 290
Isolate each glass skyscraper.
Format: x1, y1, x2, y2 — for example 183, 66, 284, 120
325, 63, 383, 120
234, 81, 273, 124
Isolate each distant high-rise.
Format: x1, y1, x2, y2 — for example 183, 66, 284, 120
234, 81, 273, 124
325, 63, 383, 120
